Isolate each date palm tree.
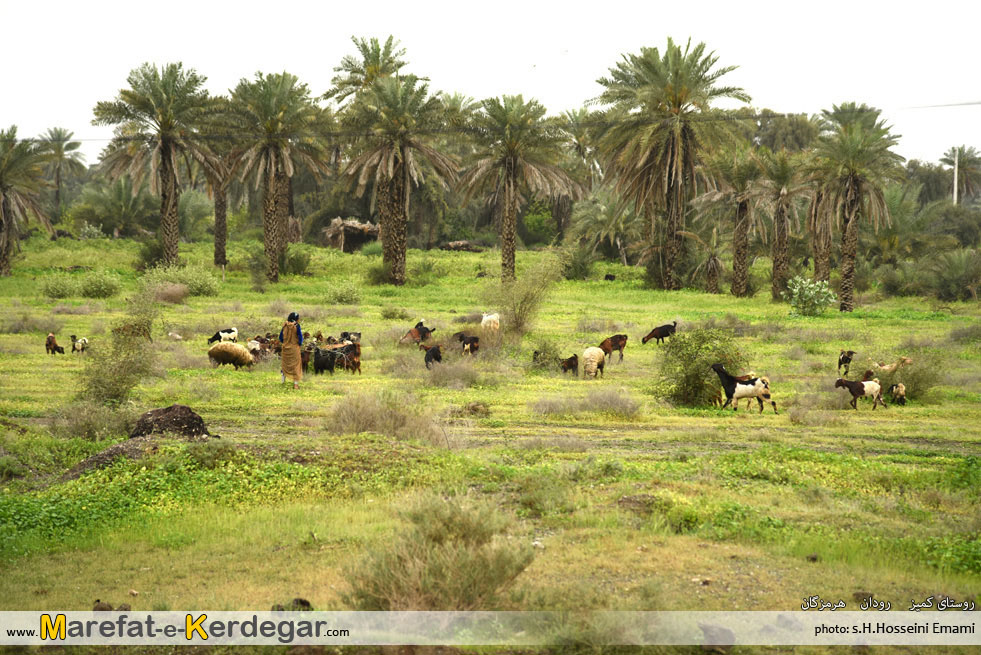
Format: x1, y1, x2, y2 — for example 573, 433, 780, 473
229, 72, 329, 281
813, 116, 903, 311
343, 75, 458, 285
753, 148, 810, 300
93, 63, 217, 265
0, 126, 51, 275
595, 38, 749, 289
941, 145, 981, 204
38, 127, 86, 221
325, 35, 408, 105
459, 95, 581, 281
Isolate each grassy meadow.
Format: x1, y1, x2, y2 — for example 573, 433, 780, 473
1, 236, 980, 652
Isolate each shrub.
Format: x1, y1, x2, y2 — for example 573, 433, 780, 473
380, 306, 411, 320
528, 337, 563, 371
657, 328, 746, 407
327, 390, 442, 444
0, 456, 29, 481
408, 258, 446, 287
245, 246, 267, 293
151, 282, 190, 304
279, 245, 311, 276
186, 440, 237, 469
782, 276, 836, 316
873, 349, 945, 401
360, 241, 382, 257
135, 238, 166, 272
928, 249, 981, 302
1, 313, 62, 334
877, 262, 927, 298
426, 357, 481, 389
514, 473, 574, 517
78, 222, 107, 240
78, 270, 122, 299
39, 273, 79, 299
950, 324, 981, 344
140, 265, 220, 297
53, 401, 139, 440
364, 261, 393, 286
482, 257, 561, 338
324, 281, 362, 305
532, 388, 640, 419
343, 495, 534, 610
560, 245, 596, 281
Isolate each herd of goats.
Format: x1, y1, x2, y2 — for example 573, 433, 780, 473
41, 315, 913, 413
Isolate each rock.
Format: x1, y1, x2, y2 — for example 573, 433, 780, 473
130, 405, 213, 440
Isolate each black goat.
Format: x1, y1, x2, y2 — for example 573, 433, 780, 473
642, 321, 677, 345
711, 363, 777, 414
838, 350, 857, 376
560, 354, 579, 377
424, 344, 442, 369
313, 348, 337, 375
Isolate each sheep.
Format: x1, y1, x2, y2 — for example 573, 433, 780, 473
45, 333, 65, 355
837, 350, 857, 376
424, 344, 442, 369
560, 354, 579, 377
481, 313, 500, 332
70, 335, 88, 354
582, 346, 606, 379
871, 356, 913, 375
835, 377, 885, 410
711, 363, 778, 414
642, 321, 677, 345
208, 342, 254, 369
887, 383, 907, 405
598, 334, 628, 364
207, 327, 238, 344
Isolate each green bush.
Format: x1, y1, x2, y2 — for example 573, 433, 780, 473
344, 495, 534, 610
360, 241, 382, 257
78, 222, 107, 240
482, 257, 561, 338
408, 258, 446, 287
560, 245, 597, 281
364, 261, 393, 286
279, 245, 311, 276
186, 440, 237, 469
324, 280, 362, 305
782, 276, 836, 316
53, 401, 138, 440
78, 270, 122, 299
40, 273, 79, 299
0, 456, 29, 482
380, 306, 411, 320
140, 265, 220, 297
135, 238, 166, 272
872, 349, 945, 402
245, 246, 267, 293
928, 249, 981, 302
658, 328, 746, 407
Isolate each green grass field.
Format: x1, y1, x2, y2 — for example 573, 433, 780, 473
1, 237, 979, 652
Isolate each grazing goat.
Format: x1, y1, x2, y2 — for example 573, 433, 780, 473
835, 377, 884, 410
340, 331, 361, 343
452, 331, 479, 355
301, 347, 314, 372
598, 334, 628, 364
871, 356, 913, 375
887, 383, 907, 405
208, 342, 254, 369
481, 313, 500, 332
207, 327, 238, 344
582, 347, 606, 379
45, 333, 65, 355
730, 371, 768, 410
711, 364, 778, 414
400, 323, 435, 345
70, 335, 88, 354
642, 321, 677, 345
424, 344, 442, 369
313, 348, 337, 375
560, 354, 579, 377
112, 323, 152, 342
838, 350, 857, 376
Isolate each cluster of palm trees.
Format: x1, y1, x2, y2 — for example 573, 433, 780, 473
2, 36, 975, 311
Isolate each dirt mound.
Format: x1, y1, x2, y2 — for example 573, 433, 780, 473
130, 404, 213, 440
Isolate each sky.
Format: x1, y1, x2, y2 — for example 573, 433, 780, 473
3, 0, 979, 165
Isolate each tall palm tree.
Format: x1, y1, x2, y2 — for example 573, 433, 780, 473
325, 35, 408, 105
0, 126, 51, 275
753, 148, 810, 300
93, 63, 216, 265
697, 146, 761, 296
814, 117, 903, 311
38, 127, 86, 221
595, 38, 749, 289
343, 75, 458, 285
940, 145, 981, 204
229, 72, 329, 281
458, 95, 581, 281
569, 187, 643, 265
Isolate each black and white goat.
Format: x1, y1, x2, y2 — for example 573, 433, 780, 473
835, 377, 885, 410
838, 350, 856, 376
711, 363, 778, 414
207, 327, 238, 344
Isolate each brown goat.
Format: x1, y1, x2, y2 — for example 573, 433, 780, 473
642, 321, 677, 345
45, 333, 65, 355
835, 378, 885, 410
560, 354, 579, 377
598, 334, 628, 363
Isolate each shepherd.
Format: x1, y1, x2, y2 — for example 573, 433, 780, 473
279, 312, 304, 390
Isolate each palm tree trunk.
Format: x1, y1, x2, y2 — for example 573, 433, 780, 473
771, 205, 789, 301
54, 166, 62, 223
839, 197, 860, 312
501, 168, 517, 282
553, 195, 573, 240
159, 147, 180, 266
213, 189, 227, 267
814, 229, 831, 282
707, 265, 719, 294
663, 182, 683, 290
389, 169, 408, 286
275, 170, 290, 260
0, 195, 12, 277
263, 173, 280, 282
732, 199, 750, 296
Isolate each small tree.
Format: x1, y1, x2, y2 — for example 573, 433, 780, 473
658, 328, 745, 407
482, 257, 561, 338
782, 276, 837, 316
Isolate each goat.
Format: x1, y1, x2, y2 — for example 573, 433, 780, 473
711, 363, 778, 414
481, 313, 500, 332
604, 274, 616, 281
871, 356, 913, 375
313, 348, 337, 375
400, 325, 435, 345
339, 331, 361, 343
207, 327, 238, 344
835, 377, 885, 410
642, 321, 677, 345
887, 383, 907, 406
424, 344, 442, 369
327, 342, 361, 374
560, 354, 579, 377
70, 335, 88, 354
452, 332, 480, 355
838, 350, 857, 376
45, 333, 65, 355
598, 334, 628, 364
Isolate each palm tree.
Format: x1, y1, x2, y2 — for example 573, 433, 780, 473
38, 127, 86, 221
325, 35, 408, 105
229, 72, 329, 281
678, 226, 727, 293
753, 148, 810, 300
93, 63, 216, 266
458, 95, 581, 281
343, 75, 458, 285
71, 176, 157, 237
813, 116, 904, 311
697, 146, 761, 296
569, 187, 643, 265
595, 38, 749, 289
0, 126, 51, 275
940, 145, 981, 204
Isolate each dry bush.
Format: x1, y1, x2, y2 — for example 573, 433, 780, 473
427, 356, 482, 389
787, 400, 847, 427
327, 390, 443, 444
0, 313, 63, 335
151, 282, 190, 304
380, 306, 411, 320
267, 298, 290, 317
532, 388, 641, 419
950, 324, 981, 344
343, 495, 533, 610
325, 305, 361, 319
452, 312, 484, 324
576, 316, 623, 334
481, 257, 561, 338
53, 401, 140, 440
51, 303, 100, 315
371, 326, 410, 349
